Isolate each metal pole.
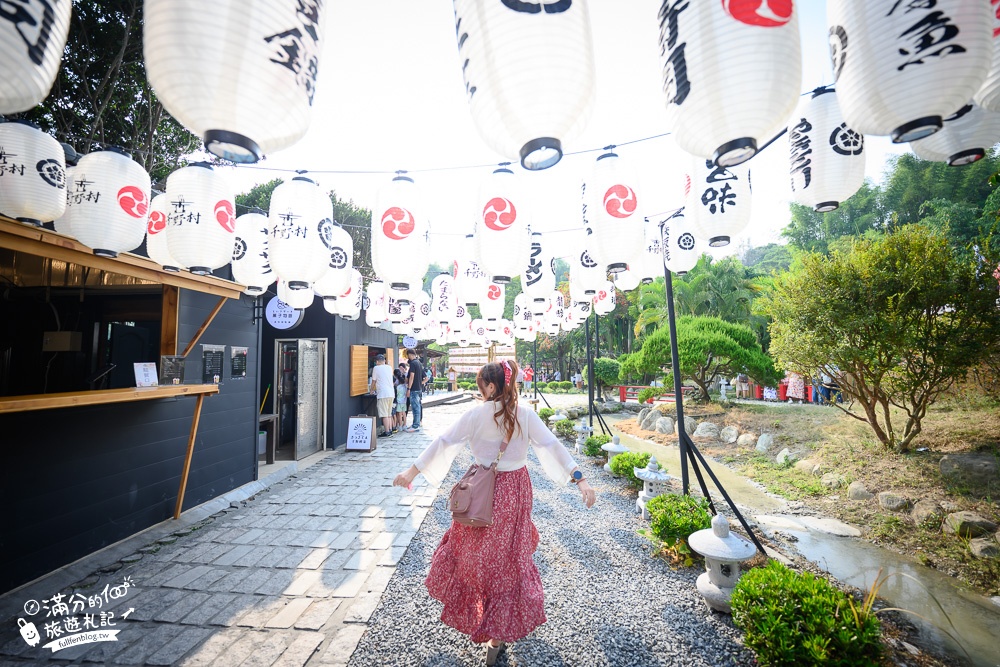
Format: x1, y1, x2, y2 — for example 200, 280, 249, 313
586, 310, 594, 428
662, 229, 690, 495
533, 337, 538, 401
595, 313, 600, 360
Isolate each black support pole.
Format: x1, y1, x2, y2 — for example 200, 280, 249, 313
586, 310, 594, 428
533, 337, 538, 402
663, 260, 690, 495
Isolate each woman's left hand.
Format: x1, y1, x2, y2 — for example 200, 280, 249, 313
577, 480, 596, 508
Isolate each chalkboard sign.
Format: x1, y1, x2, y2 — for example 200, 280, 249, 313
346, 415, 377, 452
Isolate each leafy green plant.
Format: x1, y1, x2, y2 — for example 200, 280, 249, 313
637, 387, 664, 404
559, 380, 574, 391
537, 407, 554, 423
554, 418, 577, 439
584, 433, 611, 457
731, 561, 882, 667
609, 451, 652, 488
535, 381, 548, 391
645, 493, 710, 548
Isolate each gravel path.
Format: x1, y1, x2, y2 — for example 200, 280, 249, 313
347, 403, 753, 667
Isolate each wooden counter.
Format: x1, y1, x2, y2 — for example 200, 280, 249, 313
0, 384, 220, 414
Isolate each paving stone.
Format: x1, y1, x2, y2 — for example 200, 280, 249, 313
365, 532, 395, 551
308, 531, 340, 549
127, 587, 188, 622
190, 544, 235, 565
328, 533, 359, 550
240, 631, 292, 667
298, 548, 335, 570
362, 567, 395, 596
178, 593, 241, 626
232, 528, 267, 545
271, 631, 325, 666
176, 627, 242, 666
111, 623, 185, 664
314, 623, 367, 666
201, 628, 262, 665
265, 598, 314, 629
145, 627, 213, 666
139, 563, 192, 587
330, 571, 369, 598
236, 598, 286, 627
169, 542, 215, 563
155, 591, 212, 623
212, 545, 258, 567
210, 594, 261, 627
377, 547, 408, 567
79, 625, 145, 663
254, 570, 297, 597
165, 565, 215, 589
293, 600, 342, 631
233, 569, 279, 594
233, 545, 274, 568
343, 551, 378, 570
343, 592, 381, 624
207, 568, 253, 593
392, 532, 416, 547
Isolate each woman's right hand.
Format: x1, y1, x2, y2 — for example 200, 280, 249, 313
393, 465, 419, 490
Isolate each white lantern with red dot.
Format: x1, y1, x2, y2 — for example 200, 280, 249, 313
431, 273, 457, 325
685, 155, 751, 248
479, 281, 506, 323
278, 277, 313, 310
521, 231, 555, 314
562, 305, 578, 332
910, 103, 1000, 166
453, 0, 596, 170
975, 4, 1000, 112
162, 162, 234, 273
68, 148, 151, 258
788, 88, 866, 212
268, 176, 334, 290
0, 121, 67, 225
827, 0, 992, 143
0, 0, 71, 114
144, 0, 328, 163
230, 211, 271, 294
371, 173, 429, 294
365, 280, 387, 328
146, 194, 183, 272
545, 291, 565, 326
476, 166, 530, 283
658, 0, 801, 166
662, 212, 700, 276
312, 223, 354, 299
335, 269, 364, 320
586, 150, 642, 273
594, 280, 616, 316
498, 319, 515, 345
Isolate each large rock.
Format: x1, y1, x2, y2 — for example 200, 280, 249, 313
640, 410, 661, 431
776, 448, 797, 465
911, 499, 944, 528
847, 481, 873, 500
736, 433, 757, 447
821, 473, 845, 489
719, 426, 739, 444
693, 422, 720, 439
794, 459, 820, 475
675, 418, 695, 435
943, 511, 998, 538
638, 407, 650, 424
755, 433, 774, 453
940, 453, 1000, 497
877, 491, 911, 512
970, 537, 1000, 559
655, 417, 674, 434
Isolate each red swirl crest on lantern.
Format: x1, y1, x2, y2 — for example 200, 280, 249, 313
487, 284, 502, 300
483, 197, 516, 231
381, 206, 415, 240
722, 0, 792, 27
147, 210, 167, 235
214, 200, 236, 232
683, 174, 692, 197
603, 184, 637, 219
117, 186, 148, 218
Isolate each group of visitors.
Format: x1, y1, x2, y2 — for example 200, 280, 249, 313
369, 348, 425, 438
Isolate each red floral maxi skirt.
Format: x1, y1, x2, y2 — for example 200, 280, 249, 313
425, 466, 546, 643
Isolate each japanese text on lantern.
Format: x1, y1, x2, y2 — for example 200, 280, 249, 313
1, 0, 59, 67
789, 117, 813, 191
658, 0, 691, 106
700, 161, 738, 215
263, 0, 323, 104
888, 0, 966, 72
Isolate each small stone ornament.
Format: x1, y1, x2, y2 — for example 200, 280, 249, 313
634, 457, 672, 520
601, 435, 629, 474
688, 513, 757, 614
573, 419, 593, 456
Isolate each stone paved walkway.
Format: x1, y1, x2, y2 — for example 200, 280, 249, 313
0, 406, 454, 666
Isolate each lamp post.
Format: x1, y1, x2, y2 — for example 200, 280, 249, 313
688, 514, 757, 613
573, 419, 592, 457
634, 456, 672, 520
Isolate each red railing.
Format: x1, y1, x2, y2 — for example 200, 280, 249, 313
617, 385, 698, 403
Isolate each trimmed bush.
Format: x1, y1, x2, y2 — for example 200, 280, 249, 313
554, 418, 577, 439
584, 433, 611, 457
535, 381, 548, 391
645, 493, 710, 548
731, 561, 882, 667
609, 451, 652, 488
637, 387, 664, 404
558, 380, 573, 390
537, 407, 554, 423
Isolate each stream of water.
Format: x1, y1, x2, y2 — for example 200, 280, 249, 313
605, 419, 1000, 667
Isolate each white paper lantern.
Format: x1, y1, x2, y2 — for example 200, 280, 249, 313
910, 103, 1000, 166
335, 269, 364, 320
278, 277, 313, 310
828, 0, 992, 143
68, 148, 151, 258
431, 273, 457, 324
0, 121, 67, 225
0, 0, 71, 114
635, 217, 664, 284
371, 173, 429, 293
454, 0, 596, 170
479, 281, 506, 321
454, 233, 490, 306
230, 212, 272, 294
685, 155, 751, 248
545, 290, 565, 326
161, 163, 234, 273
413, 290, 432, 330
788, 88, 866, 212
52, 166, 75, 237
975, 5, 1000, 112
585, 151, 642, 273
266, 176, 335, 290
312, 223, 354, 298
594, 281, 616, 316
662, 212, 700, 276
572, 241, 606, 295
658, 0, 801, 166
365, 280, 387, 328
144, 0, 327, 163
146, 194, 183, 272
521, 231, 556, 314
476, 166, 530, 282
614, 267, 642, 292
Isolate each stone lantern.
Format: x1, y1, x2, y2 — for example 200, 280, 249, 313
688, 513, 757, 613
601, 435, 628, 474
573, 419, 592, 456
547, 411, 567, 435
634, 457, 672, 520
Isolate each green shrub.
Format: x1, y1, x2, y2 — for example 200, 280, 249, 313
731, 561, 882, 667
559, 380, 573, 390
554, 418, 577, 439
609, 451, 652, 488
537, 407, 554, 423
637, 387, 664, 404
645, 493, 710, 548
535, 381, 548, 391
584, 433, 612, 457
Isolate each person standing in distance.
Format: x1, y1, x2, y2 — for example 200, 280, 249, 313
405, 348, 424, 432
369, 354, 395, 438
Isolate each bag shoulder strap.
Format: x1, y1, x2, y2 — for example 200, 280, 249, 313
491, 439, 510, 467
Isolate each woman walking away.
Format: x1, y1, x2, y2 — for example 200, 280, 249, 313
393, 360, 595, 665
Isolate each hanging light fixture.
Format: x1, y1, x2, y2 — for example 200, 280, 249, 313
685, 155, 751, 248
0, 121, 67, 226
453, 0, 596, 170
454, 233, 489, 307
975, 5, 1000, 112
371, 172, 429, 294
230, 211, 272, 295
144, 0, 328, 163
572, 237, 607, 295
614, 267, 642, 292
431, 273, 457, 325
545, 290, 565, 326
586, 149, 642, 273
788, 88, 866, 212
162, 162, 234, 274
312, 223, 354, 299
365, 280, 387, 328
335, 269, 364, 320
662, 211, 700, 276
658, 0, 801, 166
476, 165, 530, 283
267, 175, 335, 290
479, 281, 506, 327
635, 217, 664, 285
827, 0, 992, 143
521, 231, 556, 314
594, 280, 616, 316
278, 277, 314, 310
146, 193, 183, 273
0, 0, 71, 114
68, 148, 151, 258
910, 103, 1000, 166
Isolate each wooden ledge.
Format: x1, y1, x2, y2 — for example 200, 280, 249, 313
0, 384, 220, 414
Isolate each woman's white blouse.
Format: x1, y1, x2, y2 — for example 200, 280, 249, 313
414, 402, 578, 487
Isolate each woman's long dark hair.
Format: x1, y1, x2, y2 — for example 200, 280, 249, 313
477, 359, 521, 441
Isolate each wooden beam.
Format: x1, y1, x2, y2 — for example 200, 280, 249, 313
0, 384, 219, 414
161, 285, 179, 356
173, 393, 206, 519
180, 296, 228, 358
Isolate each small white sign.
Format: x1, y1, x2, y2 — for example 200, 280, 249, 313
402, 335, 417, 349
346, 415, 376, 452
266, 297, 304, 330
134, 362, 158, 387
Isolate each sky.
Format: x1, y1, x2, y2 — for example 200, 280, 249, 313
218, 1, 907, 264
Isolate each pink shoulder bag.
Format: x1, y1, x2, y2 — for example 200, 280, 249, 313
448, 439, 509, 527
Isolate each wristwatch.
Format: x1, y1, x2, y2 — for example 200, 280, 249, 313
569, 470, 584, 484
